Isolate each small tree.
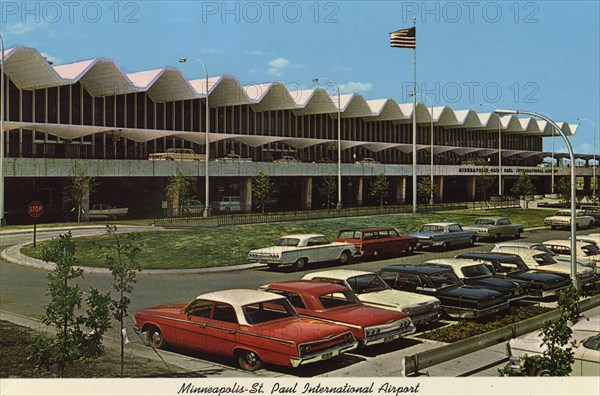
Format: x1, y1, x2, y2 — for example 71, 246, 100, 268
165, 172, 196, 216
477, 168, 496, 202
511, 172, 536, 208
317, 176, 337, 209
556, 178, 571, 208
64, 168, 97, 222
252, 171, 277, 213
369, 174, 390, 207
417, 178, 435, 204
104, 225, 141, 377
29, 232, 111, 377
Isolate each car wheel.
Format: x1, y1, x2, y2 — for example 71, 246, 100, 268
267, 263, 279, 270
531, 367, 551, 376
224, 207, 231, 214
406, 243, 416, 254
237, 350, 262, 372
495, 233, 502, 240
551, 225, 557, 230
372, 249, 383, 259
442, 242, 450, 250
468, 237, 476, 246
338, 250, 352, 264
293, 257, 307, 271
514, 229, 522, 238
147, 326, 166, 349
588, 221, 594, 229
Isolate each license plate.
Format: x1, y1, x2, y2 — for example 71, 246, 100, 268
321, 352, 334, 360
384, 335, 397, 343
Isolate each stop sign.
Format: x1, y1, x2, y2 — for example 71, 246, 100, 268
28, 201, 44, 218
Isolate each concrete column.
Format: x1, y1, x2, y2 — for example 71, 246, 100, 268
465, 176, 476, 201
302, 177, 313, 210
240, 177, 252, 212
434, 176, 444, 202
394, 176, 406, 204
356, 177, 364, 206
82, 190, 90, 220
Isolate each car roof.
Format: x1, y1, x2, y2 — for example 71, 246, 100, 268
263, 280, 350, 295
338, 227, 396, 233
474, 216, 506, 220
196, 289, 283, 306
303, 269, 375, 280
544, 239, 592, 248
495, 241, 541, 248
456, 252, 520, 262
280, 234, 325, 239
421, 222, 457, 227
381, 265, 450, 275
493, 247, 540, 259
424, 258, 487, 270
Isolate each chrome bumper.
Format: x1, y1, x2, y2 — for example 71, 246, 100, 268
289, 341, 358, 368
444, 302, 509, 319
363, 324, 416, 346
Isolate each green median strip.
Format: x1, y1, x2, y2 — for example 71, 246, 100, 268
21, 209, 551, 270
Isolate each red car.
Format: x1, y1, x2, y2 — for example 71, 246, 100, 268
134, 289, 358, 371
260, 280, 415, 347
334, 227, 419, 259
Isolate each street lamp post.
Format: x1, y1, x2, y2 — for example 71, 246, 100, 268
0, 33, 5, 226
577, 118, 596, 202
411, 93, 434, 204
313, 77, 342, 210
495, 109, 579, 289
179, 57, 210, 217
480, 103, 502, 196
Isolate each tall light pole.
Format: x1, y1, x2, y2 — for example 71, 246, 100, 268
480, 103, 502, 196
0, 33, 5, 226
179, 57, 210, 217
313, 77, 342, 210
577, 118, 596, 202
411, 93, 434, 204
495, 109, 579, 289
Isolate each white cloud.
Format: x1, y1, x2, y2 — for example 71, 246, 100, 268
339, 81, 373, 94
267, 68, 283, 77
268, 57, 290, 69
5, 22, 36, 36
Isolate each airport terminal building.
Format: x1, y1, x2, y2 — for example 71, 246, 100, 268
1, 47, 596, 222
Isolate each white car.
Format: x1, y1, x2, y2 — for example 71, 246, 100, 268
301, 269, 442, 326
492, 241, 596, 270
543, 239, 600, 268
574, 233, 600, 247
491, 244, 597, 287
247, 234, 355, 271
544, 209, 595, 229
506, 315, 600, 376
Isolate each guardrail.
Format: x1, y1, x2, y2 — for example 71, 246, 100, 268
156, 199, 519, 228
402, 294, 600, 376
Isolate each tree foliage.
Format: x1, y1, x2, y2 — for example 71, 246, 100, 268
165, 172, 196, 216
29, 232, 111, 376
417, 178, 435, 204
369, 174, 390, 207
252, 172, 278, 213
511, 172, 536, 206
64, 168, 97, 222
556, 177, 571, 208
317, 176, 337, 209
476, 167, 496, 202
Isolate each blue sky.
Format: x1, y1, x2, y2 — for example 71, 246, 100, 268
1, 0, 598, 154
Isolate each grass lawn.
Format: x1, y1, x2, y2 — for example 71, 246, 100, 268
21, 208, 550, 270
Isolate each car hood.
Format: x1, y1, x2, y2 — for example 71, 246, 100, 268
467, 277, 526, 289
253, 316, 351, 344
512, 271, 567, 283
535, 261, 593, 275
442, 285, 504, 299
136, 303, 188, 317
303, 305, 407, 328
357, 289, 439, 310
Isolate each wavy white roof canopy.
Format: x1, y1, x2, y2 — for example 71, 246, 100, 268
1, 46, 578, 137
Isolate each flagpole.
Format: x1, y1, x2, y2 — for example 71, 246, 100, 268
412, 17, 417, 214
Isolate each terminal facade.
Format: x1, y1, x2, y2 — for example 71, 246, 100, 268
1, 47, 596, 222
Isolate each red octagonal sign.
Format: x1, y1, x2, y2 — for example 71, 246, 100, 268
28, 201, 44, 218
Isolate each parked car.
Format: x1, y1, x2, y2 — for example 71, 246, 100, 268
544, 209, 595, 229
491, 241, 596, 270
378, 265, 509, 319
247, 234, 355, 271
463, 217, 524, 240
133, 289, 358, 371
490, 244, 597, 287
275, 156, 300, 163
87, 204, 128, 220
215, 153, 252, 162
356, 157, 380, 164
334, 228, 418, 259
213, 196, 242, 213
575, 233, 600, 247
505, 315, 600, 376
543, 239, 600, 268
582, 207, 600, 225
302, 269, 442, 326
259, 280, 415, 347
181, 199, 204, 216
148, 147, 206, 161
455, 252, 572, 299
421, 259, 531, 302
407, 222, 478, 250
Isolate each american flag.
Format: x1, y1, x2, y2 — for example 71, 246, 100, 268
390, 27, 416, 49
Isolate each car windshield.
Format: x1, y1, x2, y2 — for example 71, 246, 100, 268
318, 290, 361, 309
461, 264, 493, 278
347, 274, 389, 294
531, 244, 556, 255
275, 238, 300, 247
582, 244, 600, 256
242, 298, 297, 324
498, 258, 529, 273
474, 219, 495, 225
427, 271, 462, 289
338, 230, 362, 239
555, 210, 570, 216
582, 333, 600, 351
419, 225, 444, 233
533, 253, 557, 266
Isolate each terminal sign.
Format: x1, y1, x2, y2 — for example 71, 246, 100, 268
28, 201, 44, 218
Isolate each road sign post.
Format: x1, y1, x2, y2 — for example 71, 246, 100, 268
28, 201, 43, 247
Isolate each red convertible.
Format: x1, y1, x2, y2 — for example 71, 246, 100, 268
134, 289, 358, 371
260, 280, 415, 347
334, 227, 419, 259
